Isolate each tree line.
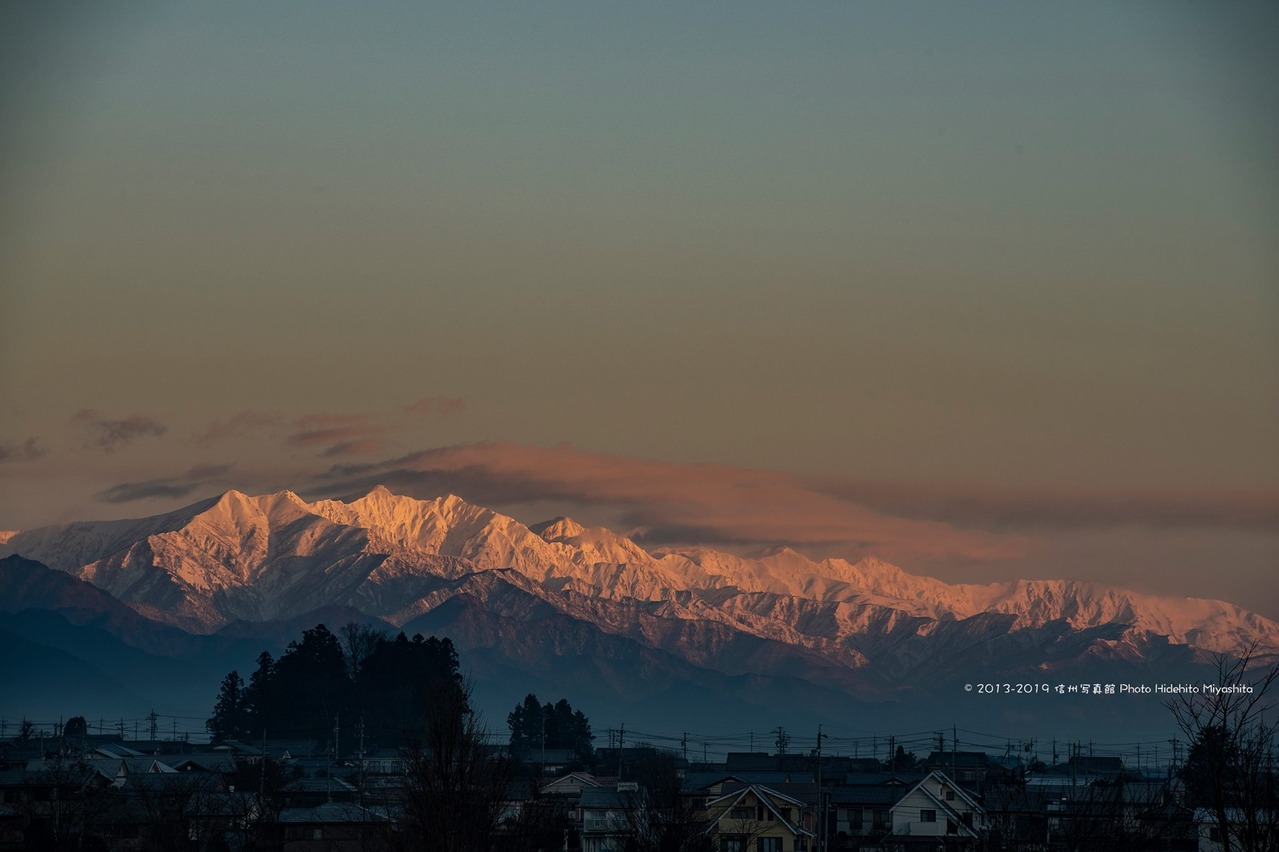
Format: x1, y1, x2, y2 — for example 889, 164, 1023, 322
207, 623, 468, 743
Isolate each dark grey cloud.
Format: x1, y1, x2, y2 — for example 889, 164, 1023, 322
72, 409, 166, 452
0, 437, 46, 463
94, 463, 233, 504
96, 478, 203, 504
284, 413, 386, 457
319, 438, 387, 458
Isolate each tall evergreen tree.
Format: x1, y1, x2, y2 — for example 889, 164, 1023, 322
507, 694, 594, 764
206, 671, 249, 742
242, 651, 276, 735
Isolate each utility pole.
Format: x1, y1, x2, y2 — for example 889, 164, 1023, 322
815, 725, 827, 852
358, 718, 366, 808
952, 725, 957, 780
682, 732, 688, 763
149, 710, 158, 742
617, 724, 625, 781
260, 728, 267, 802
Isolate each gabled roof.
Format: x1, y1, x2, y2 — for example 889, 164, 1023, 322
542, 771, 601, 793
923, 771, 981, 811
892, 772, 982, 840
581, 786, 644, 810
684, 770, 812, 794
703, 784, 814, 839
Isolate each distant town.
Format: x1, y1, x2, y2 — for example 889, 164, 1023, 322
0, 705, 1272, 851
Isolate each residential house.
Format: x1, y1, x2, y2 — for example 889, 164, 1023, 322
830, 782, 906, 844
580, 782, 644, 852
703, 783, 815, 852
258, 801, 391, 852
889, 771, 984, 846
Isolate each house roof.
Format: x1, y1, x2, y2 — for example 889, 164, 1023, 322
173, 753, 237, 773
92, 744, 147, 759
277, 802, 388, 824
542, 771, 602, 793
892, 772, 982, 840
282, 776, 358, 794
704, 784, 815, 839
122, 772, 224, 793
581, 786, 644, 809
683, 770, 814, 794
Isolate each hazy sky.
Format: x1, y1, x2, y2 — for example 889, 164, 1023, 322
2, 3, 1277, 614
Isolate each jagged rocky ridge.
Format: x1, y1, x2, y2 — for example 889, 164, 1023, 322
3, 486, 1276, 704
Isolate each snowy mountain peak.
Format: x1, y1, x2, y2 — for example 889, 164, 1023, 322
531, 516, 586, 542
2, 486, 1276, 663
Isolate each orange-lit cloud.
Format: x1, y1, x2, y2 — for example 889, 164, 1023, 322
72, 410, 166, 452
194, 410, 280, 444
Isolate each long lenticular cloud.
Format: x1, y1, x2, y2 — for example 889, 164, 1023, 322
309, 441, 1025, 563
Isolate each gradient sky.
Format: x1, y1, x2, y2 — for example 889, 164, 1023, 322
2, 3, 1277, 614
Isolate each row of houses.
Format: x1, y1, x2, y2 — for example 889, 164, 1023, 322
570, 768, 982, 851
0, 736, 1238, 851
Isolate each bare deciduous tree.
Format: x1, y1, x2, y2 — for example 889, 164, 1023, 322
1168, 642, 1279, 852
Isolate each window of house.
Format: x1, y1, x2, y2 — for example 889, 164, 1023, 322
757, 838, 782, 852
920, 809, 936, 823
722, 837, 746, 852
731, 807, 751, 820
872, 809, 888, 829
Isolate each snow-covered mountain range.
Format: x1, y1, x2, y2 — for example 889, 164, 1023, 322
3, 486, 1275, 733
